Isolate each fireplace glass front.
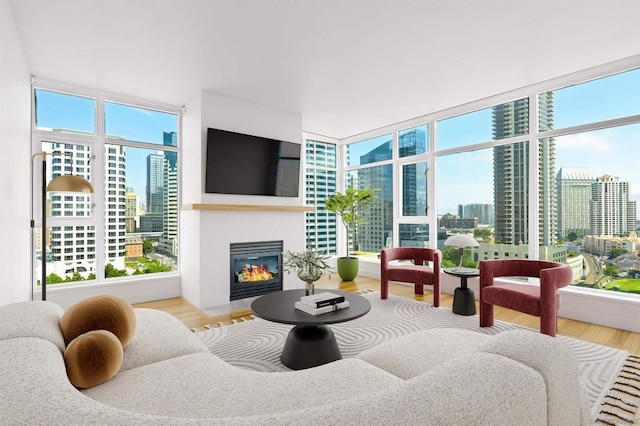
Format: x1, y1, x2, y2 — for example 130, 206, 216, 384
229, 240, 283, 301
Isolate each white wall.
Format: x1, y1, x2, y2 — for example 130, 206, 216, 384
0, 2, 182, 308
0, 0, 31, 306
180, 91, 306, 309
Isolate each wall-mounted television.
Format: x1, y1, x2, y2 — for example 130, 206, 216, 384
205, 128, 301, 197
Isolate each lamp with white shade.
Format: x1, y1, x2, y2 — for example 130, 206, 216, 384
443, 234, 479, 271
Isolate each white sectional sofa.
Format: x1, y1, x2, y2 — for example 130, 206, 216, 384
0, 300, 590, 425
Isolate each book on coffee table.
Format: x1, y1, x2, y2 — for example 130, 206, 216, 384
299, 292, 346, 308
294, 300, 350, 316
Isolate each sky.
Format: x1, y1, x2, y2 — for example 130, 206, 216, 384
36, 67, 640, 216
348, 68, 640, 215
36, 91, 177, 201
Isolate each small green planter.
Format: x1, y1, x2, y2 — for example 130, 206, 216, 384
337, 257, 359, 281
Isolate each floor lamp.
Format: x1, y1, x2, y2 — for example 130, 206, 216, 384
31, 152, 94, 301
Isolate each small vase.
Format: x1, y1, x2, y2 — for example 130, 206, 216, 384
305, 281, 315, 296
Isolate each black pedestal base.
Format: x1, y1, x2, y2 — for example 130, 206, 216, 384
280, 325, 341, 370
452, 286, 476, 316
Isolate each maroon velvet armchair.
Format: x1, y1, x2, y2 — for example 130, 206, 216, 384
479, 259, 573, 337
380, 248, 441, 307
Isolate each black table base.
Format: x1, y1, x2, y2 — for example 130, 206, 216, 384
452, 286, 476, 316
280, 325, 341, 370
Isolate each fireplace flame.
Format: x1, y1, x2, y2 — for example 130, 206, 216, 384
240, 263, 273, 282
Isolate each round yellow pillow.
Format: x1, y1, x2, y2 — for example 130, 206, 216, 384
64, 330, 123, 389
60, 295, 137, 347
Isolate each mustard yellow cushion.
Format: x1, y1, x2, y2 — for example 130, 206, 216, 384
64, 330, 123, 389
60, 295, 137, 347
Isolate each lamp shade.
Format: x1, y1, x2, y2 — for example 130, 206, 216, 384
444, 234, 478, 248
47, 175, 94, 193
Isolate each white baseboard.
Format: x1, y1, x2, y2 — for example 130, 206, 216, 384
36, 274, 181, 310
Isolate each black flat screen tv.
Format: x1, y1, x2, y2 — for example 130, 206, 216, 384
205, 128, 301, 197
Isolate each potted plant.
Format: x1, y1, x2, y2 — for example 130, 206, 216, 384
282, 249, 331, 295
325, 186, 375, 281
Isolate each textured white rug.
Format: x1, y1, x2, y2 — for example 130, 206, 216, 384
195, 290, 640, 424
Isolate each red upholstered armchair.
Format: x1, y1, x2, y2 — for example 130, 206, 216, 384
479, 259, 573, 337
380, 248, 441, 307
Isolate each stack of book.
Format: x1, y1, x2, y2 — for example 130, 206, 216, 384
294, 292, 350, 316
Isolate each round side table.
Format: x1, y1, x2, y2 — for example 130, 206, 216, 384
443, 268, 479, 316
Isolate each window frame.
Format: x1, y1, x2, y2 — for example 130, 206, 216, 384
304, 56, 640, 301
31, 80, 182, 290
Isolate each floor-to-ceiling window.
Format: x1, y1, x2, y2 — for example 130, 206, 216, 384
537, 67, 640, 295
309, 58, 640, 298
32, 85, 180, 290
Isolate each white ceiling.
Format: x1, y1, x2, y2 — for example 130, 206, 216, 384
9, 0, 640, 139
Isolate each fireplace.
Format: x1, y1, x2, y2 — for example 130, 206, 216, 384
229, 240, 283, 301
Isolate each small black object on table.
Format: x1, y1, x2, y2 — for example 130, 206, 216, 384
443, 268, 480, 316
251, 289, 371, 370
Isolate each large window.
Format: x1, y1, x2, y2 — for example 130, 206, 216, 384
541, 93, 640, 294
308, 61, 640, 298
33, 87, 180, 288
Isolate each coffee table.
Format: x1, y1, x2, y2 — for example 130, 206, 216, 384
250, 289, 371, 370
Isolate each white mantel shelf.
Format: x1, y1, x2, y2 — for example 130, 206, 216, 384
182, 204, 315, 212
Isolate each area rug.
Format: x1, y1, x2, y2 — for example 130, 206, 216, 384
195, 290, 640, 425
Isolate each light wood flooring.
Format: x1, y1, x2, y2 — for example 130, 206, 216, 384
133, 275, 640, 354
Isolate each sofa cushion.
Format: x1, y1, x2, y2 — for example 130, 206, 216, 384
120, 308, 209, 372
356, 328, 491, 379
0, 337, 169, 424
478, 329, 586, 426
0, 301, 66, 351
83, 353, 403, 418
60, 295, 137, 347
64, 330, 124, 389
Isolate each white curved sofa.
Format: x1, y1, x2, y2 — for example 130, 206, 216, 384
0, 300, 590, 425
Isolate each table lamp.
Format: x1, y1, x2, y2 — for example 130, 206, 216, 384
444, 234, 479, 271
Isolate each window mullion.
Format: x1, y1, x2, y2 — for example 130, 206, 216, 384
95, 96, 106, 284
529, 94, 540, 260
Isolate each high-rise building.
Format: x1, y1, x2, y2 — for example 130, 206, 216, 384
492, 94, 557, 246
357, 129, 426, 252
125, 187, 138, 233
590, 174, 637, 236
354, 141, 391, 253
139, 214, 163, 232
45, 143, 125, 279
154, 132, 179, 257
146, 152, 164, 214
160, 153, 179, 256
458, 203, 494, 225
304, 141, 337, 254
438, 213, 477, 230
47, 143, 95, 278
105, 145, 127, 270
163, 131, 178, 169
556, 167, 592, 238
399, 130, 427, 217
